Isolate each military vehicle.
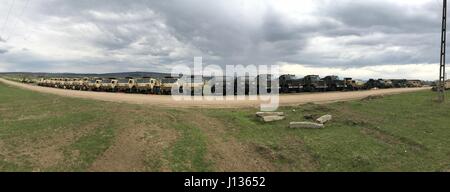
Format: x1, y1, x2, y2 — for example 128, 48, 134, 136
234, 76, 257, 95
343, 78, 365, 91
382, 79, 394, 88
116, 78, 132, 92
37, 78, 45, 86
134, 77, 161, 94
66, 78, 79, 90
407, 80, 423, 87
303, 75, 327, 92
391, 79, 408, 88
177, 75, 204, 95
279, 74, 303, 93
322, 75, 346, 91
84, 79, 96, 91
432, 80, 450, 91
208, 76, 234, 96
55, 78, 64, 88
365, 79, 387, 89
160, 77, 181, 95
85, 78, 103, 91
71, 78, 89, 90
257, 74, 273, 94
99, 79, 116, 92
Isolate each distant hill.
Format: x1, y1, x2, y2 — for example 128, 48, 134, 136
0, 72, 173, 79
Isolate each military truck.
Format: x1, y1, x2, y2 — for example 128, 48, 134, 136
208, 76, 234, 96
116, 78, 132, 92
134, 77, 161, 94
365, 79, 387, 89
84, 79, 97, 91
86, 78, 103, 91
257, 74, 273, 94
234, 76, 257, 95
279, 74, 303, 93
382, 79, 394, 88
343, 78, 365, 91
322, 75, 346, 91
160, 77, 181, 95
303, 75, 327, 92
432, 80, 450, 91
407, 80, 423, 87
72, 78, 89, 90
66, 78, 79, 90
99, 79, 116, 92
391, 79, 408, 88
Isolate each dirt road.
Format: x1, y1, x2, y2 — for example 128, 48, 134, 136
0, 78, 430, 108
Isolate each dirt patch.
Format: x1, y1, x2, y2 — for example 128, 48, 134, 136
182, 111, 276, 172
89, 111, 178, 172
0, 118, 103, 171
361, 95, 385, 101
360, 127, 426, 152
268, 136, 319, 172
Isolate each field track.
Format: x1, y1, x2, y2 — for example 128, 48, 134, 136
0, 78, 431, 108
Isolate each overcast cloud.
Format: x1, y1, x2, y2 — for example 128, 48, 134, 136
0, 0, 445, 80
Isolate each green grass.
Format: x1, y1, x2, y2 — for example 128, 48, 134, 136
1, 81, 450, 172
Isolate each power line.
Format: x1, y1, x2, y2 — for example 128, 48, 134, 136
5, 0, 30, 41
0, 0, 16, 39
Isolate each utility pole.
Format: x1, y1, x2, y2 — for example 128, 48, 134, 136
439, 0, 447, 102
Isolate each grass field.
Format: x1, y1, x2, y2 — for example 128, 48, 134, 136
0, 82, 450, 172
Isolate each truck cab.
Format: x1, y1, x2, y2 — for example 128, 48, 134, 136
303, 75, 327, 92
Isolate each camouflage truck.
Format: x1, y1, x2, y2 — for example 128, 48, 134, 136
179, 75, 205, 95
390, 79, 408, 88
37, 78, 45, 86
407, 80, 423, 87
72, 78, 89, 90
66, 78, 79, 90
85, 79, 97, 91
62, 78, 73, 89
55, 78, 64, 88
47, 78, 56, 87
160, 77, 181, 95
257, 74, 273, 94
86, 78, 103, 91
134, 77, 161, 94
207, 76, 234, 96
343, 78, 365, 91
98, 78, 119, 92
303, 75, 327, 92
115, 78, 133, 92
233, 76, 257, 95
322, 75, 346, 91
279, 74, 303, 93
365, 79, 388, 89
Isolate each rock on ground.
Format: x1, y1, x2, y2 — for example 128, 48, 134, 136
290, 122, 324, 129
262, 115, 286, 122
316, 114, 332, 124
256, 112, 285, 117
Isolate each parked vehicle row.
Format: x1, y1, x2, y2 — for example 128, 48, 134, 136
33, 75, 425, 95
278, 75, 423, 93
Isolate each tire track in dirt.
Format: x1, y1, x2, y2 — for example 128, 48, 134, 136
181, 111, 276, 171
88, 111, 178, 172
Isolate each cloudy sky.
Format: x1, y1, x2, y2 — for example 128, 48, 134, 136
0, 0, 445, 80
